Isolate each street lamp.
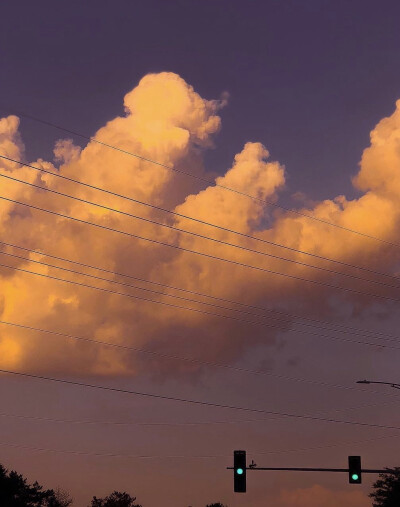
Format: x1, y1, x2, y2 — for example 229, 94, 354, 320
356, 380, 400, 390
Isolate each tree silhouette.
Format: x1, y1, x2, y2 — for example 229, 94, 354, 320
51, 488, 73, 507
205, 503, 228, 507
89, 491, 142, 507
370, 468, 400, 507
0, 463, 68, 507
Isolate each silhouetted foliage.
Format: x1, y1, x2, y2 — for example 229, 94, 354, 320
51, 488, 73, 507
205, 503, 227, 507
370, 468, 400, 507
0, 464, 69, 507
89, 491, 142, 507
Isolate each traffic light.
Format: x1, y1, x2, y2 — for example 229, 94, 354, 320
234, 450, 246, 492
348, 456, 362, 484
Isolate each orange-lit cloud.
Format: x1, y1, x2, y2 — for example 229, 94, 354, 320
1, 73, 400, 377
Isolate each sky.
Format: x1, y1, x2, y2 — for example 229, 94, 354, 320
1, 1, 400, 506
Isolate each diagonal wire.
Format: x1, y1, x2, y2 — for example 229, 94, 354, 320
2, 319, 400, 397
0, 409, 390, 428
2, 261, 400, 354
2, 169, 400, 291
3, 249, 400, 343
1, 368, 400, 430
1, 195, 400, 303
1, 153, 399, 283
2, 239, 400, 343
0, 431, 398, 460
1, 111, 399, 248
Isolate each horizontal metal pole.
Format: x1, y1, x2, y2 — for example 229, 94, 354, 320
227, 467, 396, 474
247, 467, 348, 472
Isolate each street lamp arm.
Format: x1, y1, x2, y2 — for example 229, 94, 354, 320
356, 379, 400, 389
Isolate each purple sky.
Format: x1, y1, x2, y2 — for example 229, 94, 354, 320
1, 1, 400, 506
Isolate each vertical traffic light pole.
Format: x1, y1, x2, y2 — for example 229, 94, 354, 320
228, 452, 397, 493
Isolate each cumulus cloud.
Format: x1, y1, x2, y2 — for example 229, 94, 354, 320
53, 139, 81, 164
1, 72, 400, 378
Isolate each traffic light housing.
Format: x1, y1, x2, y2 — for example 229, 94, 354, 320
348, 456, 362, 484
234, 450, 246, 492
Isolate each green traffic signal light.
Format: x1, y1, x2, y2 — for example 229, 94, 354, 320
234, 450, 246, 493
348, 456, 362, 484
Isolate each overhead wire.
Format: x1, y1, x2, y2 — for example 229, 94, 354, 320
1, 110, 399, 248
2, 319, 399, 400
2, 248, 400, 351
1, 368, 400, 431
0, 260, 283, 327
1, 195, 400, 303
0, 265, 393, 429
1, 114, 398, 454
1, 153, 398, 284
250, 433, 400, 456
0, 122, 398, 412
1, 249, 303, 317
3, 249, 400, 345
2, 168, 400, 292
0, 431, 398, 460
2, 239, 399, 343
0, 407, 395, 428
0, 395, 397, 442
2, 261, 400, 353
0, 441, 226, 460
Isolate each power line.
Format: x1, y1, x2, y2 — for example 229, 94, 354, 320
250, 433, 400, 456
0, 404, 392, 427
1, 195, 399, 303
2, 248, 400, 351
0, 249, 298, 319
2, 169, 400, 292
3, 249, 400, 346
2, 259, 397, 412
1, 110, 398, 248
0, 261, 280, 327
2, 261, 400, 354
0, 429, 397, 460
3, 319, 399, 400
1, 153, 398, 283
0, 441, 225, 460
1, 434, 396, 461
0, 411, 316, 427
2, 239, 400, 344
1, 368, 400, 430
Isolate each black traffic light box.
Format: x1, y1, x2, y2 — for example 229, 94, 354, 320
348, 456, 362, 484
234, 450, 246, 492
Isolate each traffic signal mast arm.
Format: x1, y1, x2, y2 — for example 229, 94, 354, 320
227, 466, 395, 473
230, 451, 397, 493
